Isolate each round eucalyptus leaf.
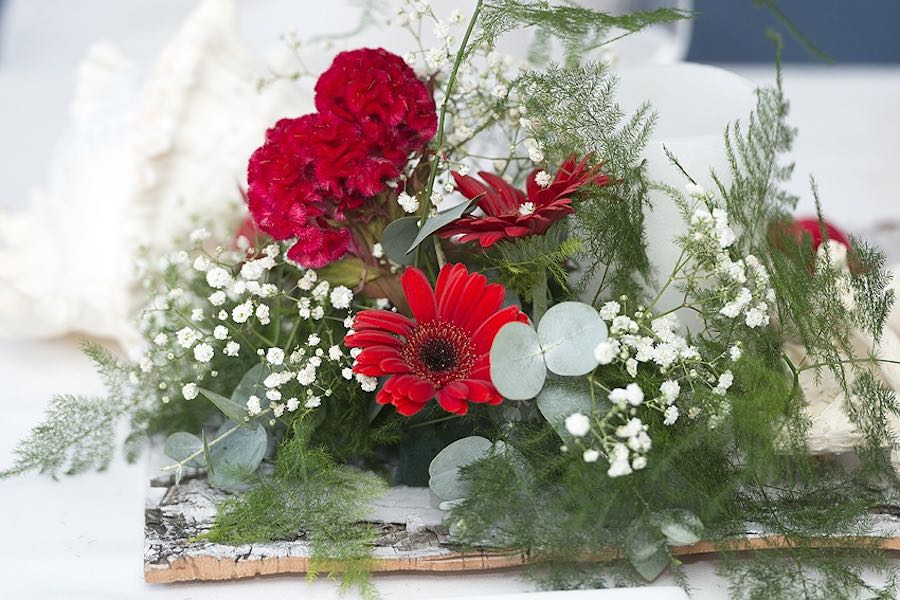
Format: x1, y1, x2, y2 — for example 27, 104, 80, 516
537, 301, 608, 376
163, 432, 206, 468
653, 509, 704, 546
625, 520, 666, 563
535, 383, 593, 442
208, 420, 268, 490
232, 363, 268, 408
428, 436, 493, 501
490, 321, 547, 400
381, 216, 420, 265
630, 547, 669, 581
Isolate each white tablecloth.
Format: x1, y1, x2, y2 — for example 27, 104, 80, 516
1, 1, 898, 598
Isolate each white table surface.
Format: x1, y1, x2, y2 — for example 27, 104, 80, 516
0, 1, 898, 598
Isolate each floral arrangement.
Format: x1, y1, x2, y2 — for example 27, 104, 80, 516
4, 2, 900, 599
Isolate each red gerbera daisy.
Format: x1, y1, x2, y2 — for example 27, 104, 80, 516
345, 263, 528, 416
438, 155, 610, 248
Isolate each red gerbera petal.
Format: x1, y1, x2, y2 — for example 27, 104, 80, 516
439, 154, 610, 248
345, 263, 526, 416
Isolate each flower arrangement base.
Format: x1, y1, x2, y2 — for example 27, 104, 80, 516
143, 474, 900, 584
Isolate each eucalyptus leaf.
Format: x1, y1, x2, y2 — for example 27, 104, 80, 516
535, 382, 593, 442
207, 420, 268, 490
490, 321, 547, 400
232, 363, 267, 410
406, 197, 477, 253
163, 432, 206, 468
653, 509, 704, 546
381, 217, 420, 265
537, 301, 608, 376
199, 388, 257, 430
625, 520, 665, 563
630, 546, 670, 581
428, 436, 493, 501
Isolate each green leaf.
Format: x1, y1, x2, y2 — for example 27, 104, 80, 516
407, 198, 478, 253
382, 217, 420, 265
630, 546, 670, 581
625, 520, 665, 563
428, 436, 494, 501
163, 432, 206, 468
207, 420, 268, 490
232, 363, 268, 410
198, 387, 257, 430
653, 509, 704, 546
489, 321, 547, 400
535, 382, 593, 442
537, 301, 607, 376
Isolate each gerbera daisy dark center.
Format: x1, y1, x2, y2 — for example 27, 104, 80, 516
402, 320, 475, 387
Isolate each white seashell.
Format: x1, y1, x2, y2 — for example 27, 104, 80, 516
0, 0, 310, 349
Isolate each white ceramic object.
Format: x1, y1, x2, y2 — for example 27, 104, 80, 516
0, 0, 308, 349
606, 63, 757, 328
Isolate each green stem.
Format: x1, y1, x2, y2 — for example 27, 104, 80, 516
418, 0, 484, 230
799, 357, 900, 373
408, 414, 461, 429
532, 268, 548, 325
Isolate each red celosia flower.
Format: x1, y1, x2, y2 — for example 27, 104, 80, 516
438, 155, 610, 248
345, 263, 528, 416
315, 48, 437, 154
246, 48, 437, 268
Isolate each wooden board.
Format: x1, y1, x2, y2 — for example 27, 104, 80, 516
144, 474, 900, 584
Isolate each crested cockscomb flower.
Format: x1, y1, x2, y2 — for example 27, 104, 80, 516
315, 47, 437, 154
246, 48, 437, 269
344, 263, 528, 416
438, 155, 610, 248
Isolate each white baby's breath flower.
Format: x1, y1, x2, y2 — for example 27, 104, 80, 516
191, 308, 204, 322
744, 303, 769, 328
246, 395, 262, 416
182, 383, 199, 400
298, 270, 317, 291
342, 367, 354, 380
193, 256, 211, 272
193, 343, 214, 363
286, 397, 300, 412
399, 191, 420, 213
176, 327, 200, 348
663, 405, 680, 426
564, 413, 591, 437
729, 344, 743, 361
582, 449, 600, 463
232, 301, 253, 324
593, 339, 620, 365
616, 417, 643, 440
189, 228, 211, 243
632, 456, 648, 470
714, 370, 734, 396
206, 267, 232, 289
139, 356, 153, 373
626, 358, 638, 378
328, 345, 343, 361
599, 301, 621, 321
266, 348, 285, 366
153, 333, 168, 346
255, 304, 271, 325
213, 325, 229, 340
356, 374, 378, 392
266, 389, 282, 402
223, 341, 240, 357
606, 444, 632, 477
527, 144, 544, 163
372, 243, 384, 259
660, 380, 680, 404
297, 365, 317, 386
305, 396, 322, 409
535, 170, 552, 188
330, 286, 353, 309
307, 334, 321, 347
684, 182, 706, 198
208, 291, 226, 306
518, 201, 536, 216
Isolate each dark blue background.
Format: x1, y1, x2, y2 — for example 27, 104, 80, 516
687, 0, 900, 63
